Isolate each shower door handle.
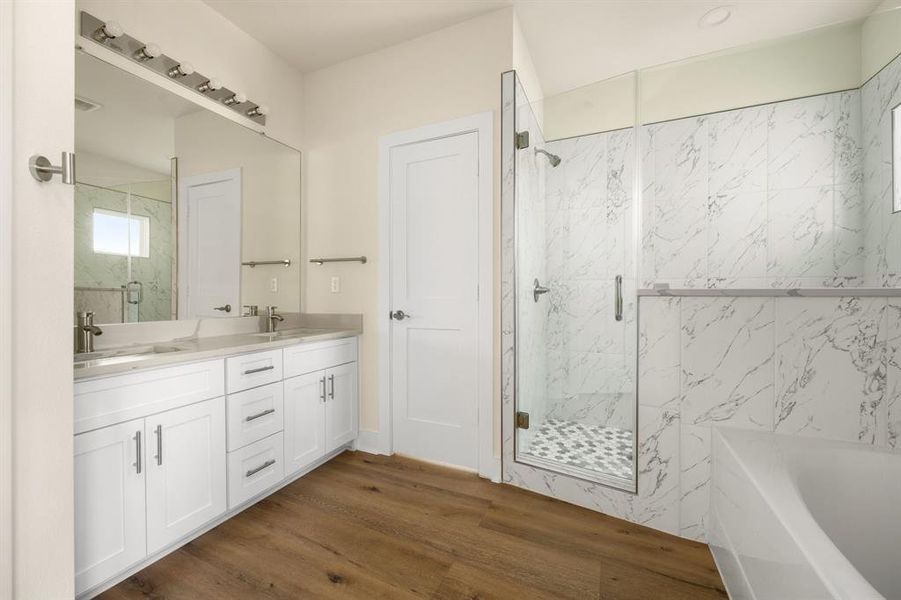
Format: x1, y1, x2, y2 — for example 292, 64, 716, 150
614, 275, 623, 322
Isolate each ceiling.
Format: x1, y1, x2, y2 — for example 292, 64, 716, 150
204, 0, 511, 74
516, 0, 882, 96
205, 0, 882, 97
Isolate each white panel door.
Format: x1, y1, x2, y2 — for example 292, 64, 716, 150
146, 397, 226, 554
325, 362, 358, 453
283, 373, 326, 475
74, 419, 146, 595
389, 132, 480, 469
179, 169, 241, 318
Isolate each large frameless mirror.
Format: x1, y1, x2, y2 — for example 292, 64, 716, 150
74, 52, 301, 325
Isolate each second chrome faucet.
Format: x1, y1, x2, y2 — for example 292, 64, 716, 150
266, 305, 284, 333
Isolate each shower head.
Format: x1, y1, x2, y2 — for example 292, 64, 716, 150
535, 148, 562, 168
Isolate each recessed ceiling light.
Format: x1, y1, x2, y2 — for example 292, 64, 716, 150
699, 6, 732, 28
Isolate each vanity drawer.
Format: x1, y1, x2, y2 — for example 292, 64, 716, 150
226, 349, 283, 393
74, 359, 225, 434
226, 382, 284, 451
283, 338, 357, 378
227, 431, 285, 509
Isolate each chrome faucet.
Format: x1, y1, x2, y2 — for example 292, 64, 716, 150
75, 311, 103, 353
265, 306, 284, 333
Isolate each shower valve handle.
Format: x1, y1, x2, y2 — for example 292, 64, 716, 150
533, 279, 550, 303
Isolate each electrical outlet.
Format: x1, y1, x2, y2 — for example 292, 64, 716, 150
270, 277, 278, 292
330, 276, 340, 293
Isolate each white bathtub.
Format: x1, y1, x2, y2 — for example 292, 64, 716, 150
709, 428, 901, 600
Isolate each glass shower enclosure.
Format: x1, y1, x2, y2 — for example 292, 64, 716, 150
504, 70, 639, 490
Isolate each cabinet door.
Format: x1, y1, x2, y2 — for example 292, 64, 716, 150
75, 419, 146, 596
283, 372, 326, 475
326, 362, 358, 453
146, 397, 226, 554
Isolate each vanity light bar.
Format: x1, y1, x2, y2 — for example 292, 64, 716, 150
79, 11, 267, 126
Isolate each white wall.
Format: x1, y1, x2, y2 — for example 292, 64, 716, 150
861, 3, 901, 82
9, 0, 75, 596
76, 0, 305, 149
512, 12, 544, 126
541, 73, 636, 141
175, 110, 302, 312
302, 8, 515, 446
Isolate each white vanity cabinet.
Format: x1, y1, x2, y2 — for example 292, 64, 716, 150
74, 419, 147, 595
74, 335, 359, 598
283, 338, 358, 475
145, 398, 227, 553
74, 397, 227, 592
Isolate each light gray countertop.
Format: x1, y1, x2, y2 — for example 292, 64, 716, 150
74, 327, 361, 381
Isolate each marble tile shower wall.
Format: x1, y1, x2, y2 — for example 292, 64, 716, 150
641, 90, 867, 288
640, 295, 901, 542
543, 131, 636, 429
862, 52, 901, 285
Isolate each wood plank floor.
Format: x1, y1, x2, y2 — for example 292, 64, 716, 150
101, 452, 727, 600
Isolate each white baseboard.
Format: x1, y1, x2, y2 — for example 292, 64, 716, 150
480, 456, 502, 483
355, 429, 390, 455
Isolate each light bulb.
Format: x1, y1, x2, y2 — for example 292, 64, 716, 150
223, 92, 247, 106
197, 78, 222, 93
134, 43, 161, 61
246, 104, 269, 117
167, 62, 194, 78
95, 20, 123, 41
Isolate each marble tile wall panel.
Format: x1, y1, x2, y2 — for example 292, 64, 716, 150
643, 90, 866, 288
861, 52, 901, 286
774, 296, 886, 444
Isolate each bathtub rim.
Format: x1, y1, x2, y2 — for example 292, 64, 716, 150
713, 427, 886, 600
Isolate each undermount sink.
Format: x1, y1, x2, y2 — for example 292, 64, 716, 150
74, 344, 183, 366
250, 328, 330, 339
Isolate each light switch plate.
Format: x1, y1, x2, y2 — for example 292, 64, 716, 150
330, 276, 340, 293
270, 277, 278, 292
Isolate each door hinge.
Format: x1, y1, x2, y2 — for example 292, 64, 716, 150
515, 131, 530, 150
516, 411, 530, 429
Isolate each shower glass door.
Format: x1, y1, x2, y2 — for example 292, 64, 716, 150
510, 71, 638, 489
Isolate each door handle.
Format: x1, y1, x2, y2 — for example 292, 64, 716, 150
319, 376, 326, 402
614, 275, 623, 322
390, 310, 410, 320
154, 424, 163, 466
214, 304, 232, 313
328, 374, 335, 400
28, 151, 75, 184
134, 430, 142, 474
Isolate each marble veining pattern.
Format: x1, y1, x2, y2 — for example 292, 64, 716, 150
502, 57, 901, 548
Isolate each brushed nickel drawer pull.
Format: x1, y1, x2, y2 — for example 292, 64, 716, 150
154, 424, 162, 466
243, 365, 275, 375
245, 459, 276, 478
134, 430, 142, 474
245, 408, 276, 422
319, 376, 326, 402
328, 374, 335, 400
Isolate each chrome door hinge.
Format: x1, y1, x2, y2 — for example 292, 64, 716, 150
516, 411, 530, 429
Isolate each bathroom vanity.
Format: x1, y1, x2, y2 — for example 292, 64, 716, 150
73, 329, 360, 598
